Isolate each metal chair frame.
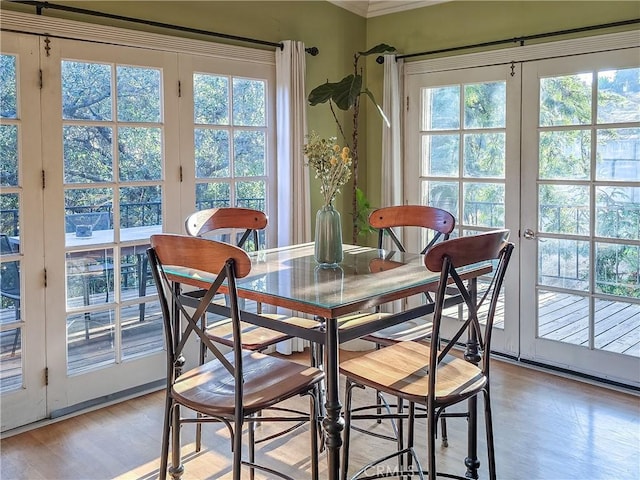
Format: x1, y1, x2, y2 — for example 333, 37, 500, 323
148, 234, 323, 480
340, 230, 514, 480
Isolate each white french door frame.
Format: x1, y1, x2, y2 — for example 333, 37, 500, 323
404, 63, 521, 357
40, 37, 181, 413
177, 53, 278, 247
0, 32, 47, 432
404, 29, 640, 387
1, 10, 278, 430
520, 47, 640, 387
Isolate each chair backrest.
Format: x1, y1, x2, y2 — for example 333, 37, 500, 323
369, 205, 455, 254
147, 234, 252, 391
184, 207, 268, 251
0, 234, 20, 296
424, 229, 513, 382
0, 234, 15, 254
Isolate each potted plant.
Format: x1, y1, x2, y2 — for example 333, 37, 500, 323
308, 43, 396, 244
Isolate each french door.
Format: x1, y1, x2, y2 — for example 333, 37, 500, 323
405, 64, 521, 356
1, 11, 279, 431
405, 34, 639, 388
178, 54, 277, 248
0, 32, 47, 431
40, 38, 182, 414
520, 48, 640, 387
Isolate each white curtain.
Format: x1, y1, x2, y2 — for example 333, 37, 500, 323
275, 40, 311, 247
381, 54, 405, 314
381, 54, 404, 247
275, 40, 310, 354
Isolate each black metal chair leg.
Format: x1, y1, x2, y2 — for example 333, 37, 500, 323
406, 401, 415, 480
342, 379, 355, 480
484, 388, 496, 480
233, 414, 243, 480
309, 393, 320, 480
159, 395, 172, 480
397, 397, 404, 476
168, 404, 184, 480
441, 412, 449, 448
427, 405, 437, 480
249, 413, 256, 480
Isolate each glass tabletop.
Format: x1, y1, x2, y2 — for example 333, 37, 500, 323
237, 243, 439, 312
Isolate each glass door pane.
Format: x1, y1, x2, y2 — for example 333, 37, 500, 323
521, 49, 640, 387
406, 64, 521, 356
0, 52, 23, 391
61, 59, 165, 375
42, 38, 179, 413
193, 72, 269, 248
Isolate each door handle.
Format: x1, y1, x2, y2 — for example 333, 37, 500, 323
523, 228, 536, 240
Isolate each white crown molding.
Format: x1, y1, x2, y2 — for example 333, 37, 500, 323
328, 1, 370, 17
367, 1, 450, 18
328, 0, 449, 18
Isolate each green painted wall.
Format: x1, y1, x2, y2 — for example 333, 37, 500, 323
2, 0, 638, 240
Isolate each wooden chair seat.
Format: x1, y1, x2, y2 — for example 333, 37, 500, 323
206, 314, 320, 351
174, 350, 325, 417
339, 340, 485, 405
337, 312, 433, 346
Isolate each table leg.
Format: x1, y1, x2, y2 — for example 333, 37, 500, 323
464, 278, 480, 479
322, 317, 343, 480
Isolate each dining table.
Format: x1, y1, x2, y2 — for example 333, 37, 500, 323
170, 242, 491, 480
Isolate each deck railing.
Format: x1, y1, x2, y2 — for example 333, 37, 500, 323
0, 198, 266, 236
2, 199, 636, 295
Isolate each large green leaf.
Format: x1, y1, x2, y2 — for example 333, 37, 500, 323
332, 74, 362, 111
308, 74, 363, 111
308, 82, 336, 106
358, 43, 396, 57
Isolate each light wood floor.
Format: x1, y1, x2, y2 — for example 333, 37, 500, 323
1, 350, 639, 480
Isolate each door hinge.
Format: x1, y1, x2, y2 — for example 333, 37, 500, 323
406, 96, 409, 112
44, 268, 47, 287
179, 165, 183, 182
178, 80, 182, 98
42, 170, 46, 189
44, 367, 49, 386
39, 69, 43, 89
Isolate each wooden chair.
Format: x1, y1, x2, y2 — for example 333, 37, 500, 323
185, 206, 267, 249
184, 207, 318, 353
184, 207, 320, 451
147, 234, 325, 480
335, 205, 455, 448
339, 229, 514, 480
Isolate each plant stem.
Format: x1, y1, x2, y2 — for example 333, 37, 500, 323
329, 101, 348, 147
350, 53, 361, 244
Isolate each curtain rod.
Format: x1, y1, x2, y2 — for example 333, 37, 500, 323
10, 0, 320, 55
376, 18, 640, 63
